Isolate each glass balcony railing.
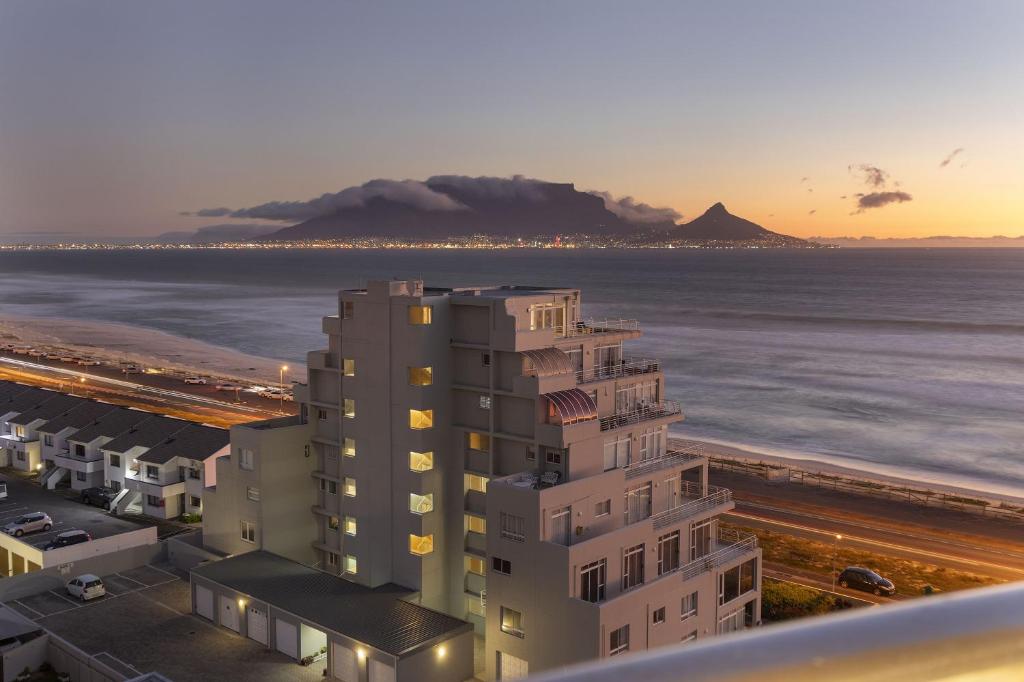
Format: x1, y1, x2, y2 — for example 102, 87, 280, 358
599, 400, 683, 431
576, 358, 661, 384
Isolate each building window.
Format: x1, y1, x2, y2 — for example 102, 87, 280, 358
328, 516, 340, 531
343, 477, 356, 497
344, 516, 357, 536
343, 554, 357, 574
342, 301, 354, 319
246, 487, 260, 502
528, 302, 565, 333
326, 552, 338, 568
43, 434, 53, 446
465, 556, 485, 576
466, 514, 486, 534
579, 559, 606, 603
499, 512, 525, 542
467, 431, 490, 452
239, 448, 255, 470
481, 352, 491, 367
317, 408, 328, 421
603, 437, 631, 471
408, 367, 433, 386
343, 399, 356, 418
525, 447, 535, 461
408, 305, 432, 325
492, 557, 512, 575
76, 471, 86, 481
343, 438, 356, 457
545, 450, 562, 465
624, 483, 652, 524
622, 543, 645, 591
594, 499, 611, 517
500, 607, 524, 638
719, 559, 758, 605
410, 493, 434, 515
409, 409, 434, 430
609, 625, 629, 656
653, 607, 666, 625
319, 478, 338, 495
146, 494, 164, 506
109, 454, 121, 468
682, 631, 698, 644
681, 591, 698, 620
690, 518, 713, 560
343, 358, 355, 376
409, 534, 434, 556
240, 520, 256, 544
465, 473, 488, 493
146, 465, 159, 480
409, 450, 434, 472
657, 530, 681, 575
189, 495, 201, 507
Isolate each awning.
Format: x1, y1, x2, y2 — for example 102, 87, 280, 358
545, 388, 598, 425
522, 348, 574, 377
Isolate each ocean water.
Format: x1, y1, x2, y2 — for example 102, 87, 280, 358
0, 248, 1022, 493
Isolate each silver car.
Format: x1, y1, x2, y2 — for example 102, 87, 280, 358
3, 512, 53, 537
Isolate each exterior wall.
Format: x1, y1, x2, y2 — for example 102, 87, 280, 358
66, 437, 110, 491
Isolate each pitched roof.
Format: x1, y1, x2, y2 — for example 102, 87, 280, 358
0, 382, 34, 403
101, 416, 191, 454
0, 386, 61, 416
191, 552, 471, 658
8, 394, 87, 427
67, 408, 153, 445
136, 424, 228, 464
38, 401, 121, 434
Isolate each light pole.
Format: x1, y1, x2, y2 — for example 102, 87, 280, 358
832, 534, 842, 591
279, 365, 288, 412
78, 376, 87, 397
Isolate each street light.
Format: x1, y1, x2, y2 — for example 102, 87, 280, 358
832, 534, 843, 591
279, 365, 288, 412
79, 376, 86, 397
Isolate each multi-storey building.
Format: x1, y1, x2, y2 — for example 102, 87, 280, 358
205, 279, 761, 680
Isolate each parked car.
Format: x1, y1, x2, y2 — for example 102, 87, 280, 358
3, 512, 53, 537
58, 355, 77, 363
76, 357, 102, 366
66, 574, 106, 601
122, 365, 142, 374
215, 383, 243, 392
80, 486, 117, 509
183, 376, 207, 385
44, 529, 92, 550
838, 567, 896, 596
259, 389, 288, 400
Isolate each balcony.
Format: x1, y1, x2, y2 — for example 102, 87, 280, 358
599, 400, 683, 431
558, 319, 640, 338
124, 470, 186, 498
52, 451, 104, 473
651, 485, 732, 530
623, 447, 705, 480
576, 358, 661, 384
677, 528, 758, 581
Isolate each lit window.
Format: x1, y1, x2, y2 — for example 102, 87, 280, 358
343, 554, 357, 574
328, 516, 340, 531
410, 493, 434, 515
408, 305, 432, 325
344, 516, 357, 536
466, 515, 486, 534
246, 486, 260, 502
343, 477, 356, 497
343, 399, 355, 418
609, 625, 629, 655
408, 367, 433, 386
467, 432, 490, 452
240, 520, 256, 544
410, 451, 434, 472
464, 473, 488, 493
500, 607, 523, 638
409, 409, 434, 430
343, 437, 356, 457
465, 556, 485, 576
238, 448, 255, 471
479, 395, 492, 410
343, 358, 355, 376
409, 533, 434, 556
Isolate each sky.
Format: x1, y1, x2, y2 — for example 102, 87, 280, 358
1, 0, 1023, 240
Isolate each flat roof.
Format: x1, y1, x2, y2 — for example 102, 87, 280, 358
191, 551, 472, 658
136, 424, 228, 464
101, 416, 192, 454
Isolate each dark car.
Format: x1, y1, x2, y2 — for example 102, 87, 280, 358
80, 487, 117, 509
838, 566, 896, 596
44, 529, 92, 550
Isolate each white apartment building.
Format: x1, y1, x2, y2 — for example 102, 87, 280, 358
203, 279, 761, 680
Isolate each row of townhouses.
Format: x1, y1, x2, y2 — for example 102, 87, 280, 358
0, 381, 228, 518
201, 280, 762, 681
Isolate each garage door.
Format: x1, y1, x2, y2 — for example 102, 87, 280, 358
498, 651, 529, 680
195, 585, 214, 621
275, 619, 298, 659
220, 595, 240, 632
332, 642, 358, 682
247, 605, 268, 646
369, 659, 395, 682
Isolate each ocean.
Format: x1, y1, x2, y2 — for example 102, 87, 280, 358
0, 248, 1022, 493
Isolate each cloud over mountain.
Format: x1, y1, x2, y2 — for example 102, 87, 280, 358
587, 191, 682, 223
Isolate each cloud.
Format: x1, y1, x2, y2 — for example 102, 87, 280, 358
849, 164, 889, 188
196, 207, 233, 217
587, 191, 681, 224
807, 188, 813, 193
426, 174, 549, 202
800, 177, 809, 183
808, 209, 817, 215
846, 163, 913, 213
839, 195, 847, 199
854, 191, 913, 212
939, 147, 964, 168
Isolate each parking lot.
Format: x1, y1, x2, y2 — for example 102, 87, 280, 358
0, 472, 154, 549
6, 565, 325, 682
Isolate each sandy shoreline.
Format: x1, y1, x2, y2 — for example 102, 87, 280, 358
0, 315, 306, 386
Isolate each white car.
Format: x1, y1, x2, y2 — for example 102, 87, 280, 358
215, 383, 243, 392
59, 355, 77, 363
66, 574, 106, 601
77, 358, 102, 366
183, 376, 207, 385
3, 512, 53, 537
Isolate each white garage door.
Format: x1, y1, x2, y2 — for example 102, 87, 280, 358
220, 595, 240, 632
247, 605, 268, 646
195, 585, 214, 621
369, 659, 395, 682
499, 651, 529, 680
275, 619, 298, 659
332, 642, 358, 682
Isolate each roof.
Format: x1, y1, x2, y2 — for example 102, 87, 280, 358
522, 347, 573, 377
544, 387, 598, 425
136, 424, 228, 464
38, 401, 121, 434
192, 552, 471, 658
0, 382, 34, 403
67, 408, 153, 445
0, 386, 61, 417
101, 416, 191, 454
8, 393, 86, 427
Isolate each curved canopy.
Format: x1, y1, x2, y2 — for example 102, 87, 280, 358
522, 348, 574, 377
545, 388, 598, 425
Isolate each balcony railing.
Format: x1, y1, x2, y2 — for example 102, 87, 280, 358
576, 358, 660, 384
599, 400, 682, 431
623, 447, 704, 480
651, 485, 732, 530
677, 528, 758, 581
556, 319, 640, 338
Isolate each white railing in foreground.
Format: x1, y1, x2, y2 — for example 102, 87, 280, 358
527, 581, 1024, 682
